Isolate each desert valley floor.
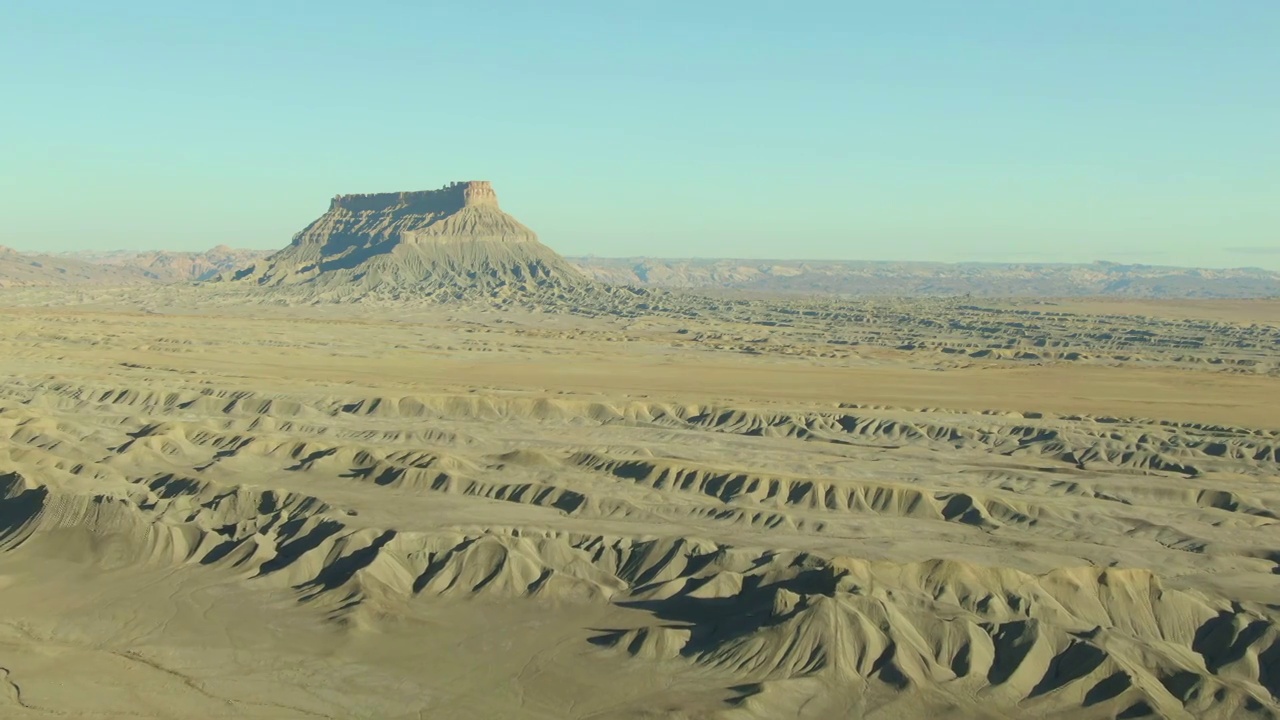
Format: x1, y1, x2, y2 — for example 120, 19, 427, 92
1, 287, 1278, 719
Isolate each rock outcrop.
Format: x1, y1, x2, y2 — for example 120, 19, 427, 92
222, 181, 592, 300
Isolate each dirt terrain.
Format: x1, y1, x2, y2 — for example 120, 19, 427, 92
1, 285, 1278, 719
1, 183, 1278, 718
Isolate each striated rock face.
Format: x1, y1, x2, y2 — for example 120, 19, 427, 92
327, 180, 499, 214
223, 181, 591, 299
298, 181, 539, 253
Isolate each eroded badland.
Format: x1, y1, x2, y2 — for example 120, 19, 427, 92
1, 183, 1278, 719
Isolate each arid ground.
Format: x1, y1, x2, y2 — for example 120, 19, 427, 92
1, 284, 1277, 719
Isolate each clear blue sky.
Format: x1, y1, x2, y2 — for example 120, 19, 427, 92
1, 1, 1277, 268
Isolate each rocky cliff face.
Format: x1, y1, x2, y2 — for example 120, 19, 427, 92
327, 180, 499, 214
223, 181, 590, 299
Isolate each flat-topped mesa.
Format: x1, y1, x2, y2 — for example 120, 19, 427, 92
225, 179, 596, 295
329, 181, 499, 213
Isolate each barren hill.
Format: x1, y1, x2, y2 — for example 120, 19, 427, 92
222, 181, 594, 301
64, 245, 273, 282
0, 245, 156, 287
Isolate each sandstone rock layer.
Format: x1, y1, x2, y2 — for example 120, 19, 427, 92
225, 181, 590, 298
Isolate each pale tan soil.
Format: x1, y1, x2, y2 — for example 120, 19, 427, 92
1, 287, 1278, 719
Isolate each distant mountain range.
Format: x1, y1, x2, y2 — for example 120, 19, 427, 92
569, 257, 1280, 299
0, 244, 158, 287
56, 245, 273, 283
3, 242, 1277, 299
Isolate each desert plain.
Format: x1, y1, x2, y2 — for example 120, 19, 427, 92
0, 183, 1278, 719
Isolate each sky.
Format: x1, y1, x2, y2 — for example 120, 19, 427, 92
1, 1, 1277, 268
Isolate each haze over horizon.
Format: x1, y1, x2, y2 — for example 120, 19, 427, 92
1, 2, 1276, 269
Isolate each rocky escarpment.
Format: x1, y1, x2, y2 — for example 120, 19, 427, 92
220, 181, 595, 300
